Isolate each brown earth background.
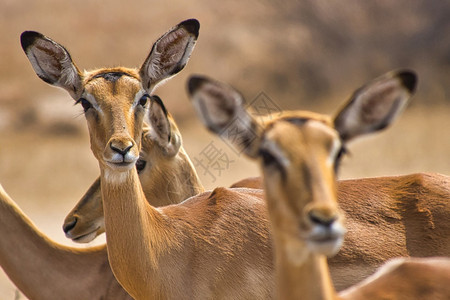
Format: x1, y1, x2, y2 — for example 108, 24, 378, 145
0, 0, 449, 298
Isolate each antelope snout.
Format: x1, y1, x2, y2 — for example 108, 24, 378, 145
307, 208, 339, 228
304, 205, 346, 256
105, 137, 139, 170
63, 216, 78, 235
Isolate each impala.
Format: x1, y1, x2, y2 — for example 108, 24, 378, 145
8, 19, 199, 299
188, 74, 450, 299
0, 103, 203, 299
21, 23, 275, 299
20, 23, 450, 298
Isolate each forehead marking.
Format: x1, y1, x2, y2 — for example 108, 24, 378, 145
89, 71, 136, 83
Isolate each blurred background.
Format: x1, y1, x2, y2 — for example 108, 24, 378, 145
0, 0, 449, 298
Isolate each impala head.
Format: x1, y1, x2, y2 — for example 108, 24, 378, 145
188, 70, 416, 260
20, 19, 199, 180
63, 97, 203, 243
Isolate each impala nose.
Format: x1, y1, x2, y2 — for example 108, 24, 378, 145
306, 207, 345, 256
108, 138, 136, 161
308, 210, 338, 228
63, 217, 78, 234
110, 142, 133, 156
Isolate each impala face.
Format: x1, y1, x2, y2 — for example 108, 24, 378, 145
63, 118, 197, 243
80, 69, 148, 175
21, 18, 200, 179
260, 118, 346, 256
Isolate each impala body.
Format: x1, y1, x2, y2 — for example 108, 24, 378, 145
20, 18, 450, 298
21, 19, 275, 299
7, 19, 201, 299
188, 73, 450, 299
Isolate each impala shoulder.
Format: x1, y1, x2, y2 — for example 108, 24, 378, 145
407, 172, 450, 192
230, 176, 263, 189
207, 187, 240, 204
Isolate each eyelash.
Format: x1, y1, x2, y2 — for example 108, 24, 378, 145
76, 98, 92, 112
334, 146, 348, 173
138, 94, 149, 107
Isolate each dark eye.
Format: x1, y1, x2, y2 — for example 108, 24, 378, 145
135, 159, 147, 173
259, 148, 286, 179
334, 146, 348, 173
77, 98, 92, 112
259, 149, 281, 167
139, 95, 149, 107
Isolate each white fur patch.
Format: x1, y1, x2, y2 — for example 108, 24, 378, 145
84, 92, 102, 114
103, 168, 130, 184
328, 137, 342, 167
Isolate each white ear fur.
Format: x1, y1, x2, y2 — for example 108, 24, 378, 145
187, 75, 261, 158
20, 31, 83, 100
139, 19, 200, 92
334, 70, 417, 142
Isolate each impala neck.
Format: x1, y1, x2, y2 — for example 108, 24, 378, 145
0, 187, 117, 299
274, 234, 339, 300
144, 147, 204, 206
100, 166, 174, 298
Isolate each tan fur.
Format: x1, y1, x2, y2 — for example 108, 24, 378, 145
255, 96, 450, 300
20, 20, 211, 299
0, 184, 132, 300
261, 120, 344, 300
188, 73, 450, 299
340, 257, 450, 300
19, 60, 275, 297
226, 173, 450, 290
331, 173, 450, 289
63, 118, 204, 242
22, 26, 449, 298
82, 73, 275, 299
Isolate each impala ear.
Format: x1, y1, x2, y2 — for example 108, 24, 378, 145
334, 70, 417, 142
146, 95, 181, 157
140, 19, 199, 92
187, 75, 261, 158
20, 31, 83, 100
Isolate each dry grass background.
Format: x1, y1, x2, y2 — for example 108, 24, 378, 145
0, 0, 449, 298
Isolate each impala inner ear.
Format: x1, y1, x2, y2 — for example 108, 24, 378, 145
334, 70, 417, 142
20, 31, 83, 100
139, 19, 200, 92
147, 95, 181, 157
187, 75, 262, 158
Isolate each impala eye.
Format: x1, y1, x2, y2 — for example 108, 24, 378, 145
76, 98, 92, 112
260, 149, 277, 166
259, 147, 286, 179
135, 159, 147, 173
334, 146, 348, 173
139, 95, 149, 107
259, 148, 284, 170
